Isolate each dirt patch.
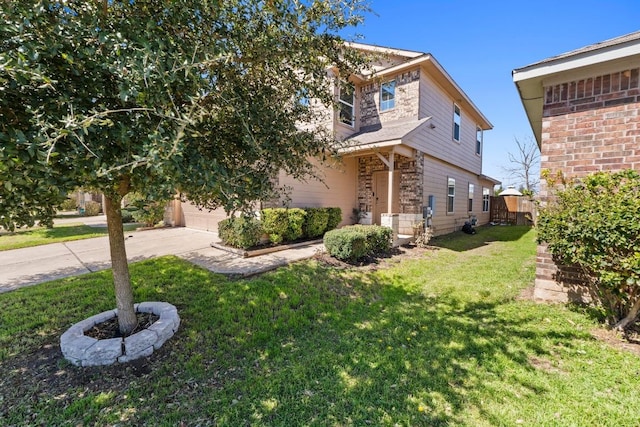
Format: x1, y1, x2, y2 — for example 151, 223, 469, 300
516, 285, 535, 301
312, 244, 439, 271
590, 327, 640, 357
528, 355, 566, 375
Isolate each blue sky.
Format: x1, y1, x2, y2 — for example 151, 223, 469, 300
343, 0, 640, 186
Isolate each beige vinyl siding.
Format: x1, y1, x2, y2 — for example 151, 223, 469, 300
412, 71, 482, 175
422, 155, 491, 236
276, 157, 358, 227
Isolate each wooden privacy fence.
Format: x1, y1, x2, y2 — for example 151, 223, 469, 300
490, 196, 536, 225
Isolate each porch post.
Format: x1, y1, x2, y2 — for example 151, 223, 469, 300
387, 151, 395, 214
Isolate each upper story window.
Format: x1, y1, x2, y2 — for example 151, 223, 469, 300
380, 80, 396, 111
447, 177, 455, 214
339, 82, 355, 127
482, 187, 490, 212
476, 127, 483, 155
468, 183, 474, 212
453, 104, 461, 142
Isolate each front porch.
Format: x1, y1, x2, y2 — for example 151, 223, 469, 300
355, 147, 425, 238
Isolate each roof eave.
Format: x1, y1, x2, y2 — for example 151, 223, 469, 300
513, 35, 640, 148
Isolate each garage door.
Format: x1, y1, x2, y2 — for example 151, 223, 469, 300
180, 201, 229, 232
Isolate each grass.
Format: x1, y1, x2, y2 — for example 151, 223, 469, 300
1, 226, 640, 425
0, 223, 140, 251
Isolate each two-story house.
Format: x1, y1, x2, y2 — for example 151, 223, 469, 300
176, 43, 499, 237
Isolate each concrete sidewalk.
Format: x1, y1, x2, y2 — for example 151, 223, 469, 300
0, 227, 324, 293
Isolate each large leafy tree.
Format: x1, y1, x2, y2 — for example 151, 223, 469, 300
538, 170, 640, 330
0, 0, 368, 334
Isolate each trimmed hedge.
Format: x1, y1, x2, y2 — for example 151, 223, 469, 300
285, 208, 306, 242
218, 216, 263, 249
261, 208, 290, 244
262, 208, 307, 244
219, 206, 342, 249
323, 229, 367, 262
326, 207, 342, 231
324, 225, 392, 261
303, 207, 329, 238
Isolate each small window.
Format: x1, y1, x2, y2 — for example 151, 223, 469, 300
482, 187, 490, 212
339, 82, 355, 127
453, 104, 461, 142
380, 80, 396, 111
447, 177, 455, 214
476, 127, 482, 155
468, 183, 474, 212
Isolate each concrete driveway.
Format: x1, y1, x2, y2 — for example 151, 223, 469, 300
0, 226, 323, 293
0, 227, 217, 293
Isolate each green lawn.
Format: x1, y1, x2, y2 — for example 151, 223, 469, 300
0, 222, 140, 251
1, 226, 639, 426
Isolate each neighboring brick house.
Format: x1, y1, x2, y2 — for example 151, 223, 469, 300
513, 31, 640, 301
179, 43, 499, 237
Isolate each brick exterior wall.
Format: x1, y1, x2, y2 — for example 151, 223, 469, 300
536, 67, 640, 301
359, 69, 420, 128
357, 151, 424, 216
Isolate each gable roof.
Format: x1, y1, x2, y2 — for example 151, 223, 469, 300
513, 30, 640, 146
346, 42, 493, 130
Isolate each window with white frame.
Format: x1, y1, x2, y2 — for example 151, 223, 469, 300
453, 104, 461, 142
380, 80, 396, 111
468, 183, 474, 212
339, 82, 355, 127
447, 177, 455, 214
476, 127, 483, 155
482, 187, 490, 212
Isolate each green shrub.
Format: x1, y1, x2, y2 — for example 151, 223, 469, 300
261, 208, 290, 244
324, 228, 367, 261
123, 193, 167, 227
132, 200, 166, 227
59, 197, 77, 212
325, 207, 342, 232
303, 207, 329, 238
218, 216, 263, 249
324, 225, 392, 262
83, 200, 101, 216
538, 169, 640, 330
355, 224, 392, 254
120, 208, 136, 224
285, 208, 306, 242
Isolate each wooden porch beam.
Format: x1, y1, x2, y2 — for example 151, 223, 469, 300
387, 151, 394, 214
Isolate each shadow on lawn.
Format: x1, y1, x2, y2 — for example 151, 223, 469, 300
1, 255, 585, 426
430, 224, 533, 252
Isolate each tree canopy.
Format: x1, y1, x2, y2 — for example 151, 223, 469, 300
1, 0, 368, 334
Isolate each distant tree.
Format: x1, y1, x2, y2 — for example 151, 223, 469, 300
0, 0, 368, 335
503, 137, 540, 195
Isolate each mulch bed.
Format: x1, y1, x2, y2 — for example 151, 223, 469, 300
84, 312, 159, 340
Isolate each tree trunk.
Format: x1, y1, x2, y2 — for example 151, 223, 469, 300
104, 195, 138, 336
613, 295, 640, 331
